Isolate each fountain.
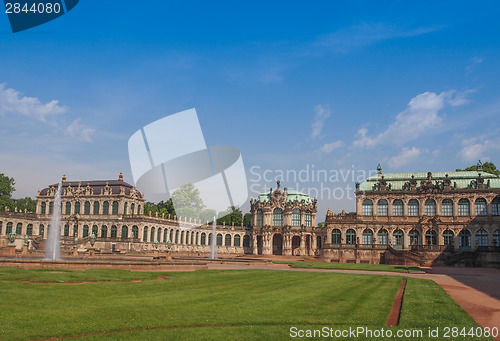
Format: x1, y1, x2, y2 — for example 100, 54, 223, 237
45, 182, 62, 260
210, 216, 217, 259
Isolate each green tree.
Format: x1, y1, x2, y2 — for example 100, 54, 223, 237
144, 198, 176, 218
0, 173, 15, 210
217, 206, 242, 225
170, 184, 205, 212
14, 197, 36, 213
243, 213, 251, 227
456, 161, 499, 177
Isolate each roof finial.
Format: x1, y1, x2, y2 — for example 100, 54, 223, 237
62, 174, 67, 183
277, 180, 281, 189
477, 160, 483, 172
119, 172, 124, 181
377, 163, 382, 175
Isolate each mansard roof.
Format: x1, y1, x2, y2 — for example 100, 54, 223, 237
256, 188, 313, 204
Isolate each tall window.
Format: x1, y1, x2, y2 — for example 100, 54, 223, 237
225, 234, 231, 246
378, 229, 388, 245
442, 199, 453, 216
494, 229, 500, 247
6, 222, 13, 234
377, 199, 388, 216
305, 211, 312, 227
475, 198, 487, 216
92, 225, 98, 236
151, 227, 156, 242
103, 202, 109, 215
408, 199, 420, 216
73, 224, 78, 237
132, 226, 139, 239
425, 230, 437, 245
16, 223, 22, 235
83, 225, 89, 237
425, 199, 436, 216
475, 229, 488, 247
243, 235, 250, 247
273, 208, 283, 226
84, 201, 90, 215
392, 199, 404, 216
409, 229, 420, 245
101, 225, 108, 238
112, 201, 119, 215
39, 224, 44, 237
256, 209, 263, 226
234, 234, 241, 247
41, 202, 46, 214
443, 230, 454, 246
201, 232, 206, 245
131, 203, 135, 215
217, 233, 223, 246
123, 202, 128, 215
121, 225, 128, 238
65, 202, 71, 215
332, 229, 341, 244
492, 198, 500, 216
49, 202, 54, 214
93, 202, 99, 215
362, 199, 373, 216
64, 224, 69, 236
459, 229, 471, 249
74, 202, 80, 214
362, 229, 373, 245
292, 209, 301, 226
111, 225, 117, 238
393, 229, 404, 248
137, 205, 141, 215
26, 224, 33, 235
346, 229, 356, 245
458, 199, 470, 216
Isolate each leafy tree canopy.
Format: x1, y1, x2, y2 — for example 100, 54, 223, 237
14, 197, 36, 213
456, 161, 499, 177
243, 213, 251, 227
216, 206, 243, 225
0, 173, 15, 210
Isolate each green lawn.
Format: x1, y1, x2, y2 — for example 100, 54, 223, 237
273, 260, 424, 273
0, 267, 490, 340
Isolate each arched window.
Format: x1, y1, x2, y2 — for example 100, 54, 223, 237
49, 202, 54, 214
111, 225, 117, 238
84, 201, 90, 215
169, 229, 173, 243
225, 234, 231, 246
292, 209, 301, 226
377, 199, 388, 216
493, 229, 500, 247
332, 229, 341, 244
458, 199, 470, 216
41, 202, 46, 214
305, 211, 312, 227
121, 225, 128, 238
475, 198, 487, 216
0, 222, 2, 234
442, 199, 453, 216
362, 199, 373, 216
39, 224, 44, 237
93, 202, 99, 215
132, 226, 139, 239
208, 233, 212, 246
163, 230, 168, 243
175, 230, 179, 244
492, 198, 500, 216
123, 202, 128, 215
151, 227, 156, 242
83, 225, 89, 237
256, 209, 263, 226
475, 229, 488, 247
102, 202, 109, 215
273, 208, 283, 226
143, 226, 148, 241
459, 229, 471, 249
112, 201, 119, 215
425, 230, 437, 245
101, 225, 108, 238
137, 205, 141, 215
409, 229, 420, 245
362, 229, 373, 245
392, 199, 404, 216
63, 224, 69, 236
408, 199, 420, 216
393, 229, 404, 248
443, 230, 454, 246
346, 229, 356, 245
74, 202, 80, 214
131, 203, 135, 215
378, 229, 388, 245
234, 234, 241, 247
6, 222, 13, 234
26, 224, 33, 236
201, 232, 206, 245
65, 202, 71, 215
158, 228, 162, 243
425, 199, 436, 216
243, 235, 250, 247
216, 233, 223, 246
92, 225, 98, 236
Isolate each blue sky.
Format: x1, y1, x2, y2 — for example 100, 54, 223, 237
1, 1, 500, 218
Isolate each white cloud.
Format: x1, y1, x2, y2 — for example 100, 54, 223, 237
353, 90, 472, 148
466, 56, 485, 73
65, 118, 96, 142
320, 141, 343, 154
311, 104, 330, 140
388, 147, 421, 168
457, 136, 500, 163
0, 83, 67, 125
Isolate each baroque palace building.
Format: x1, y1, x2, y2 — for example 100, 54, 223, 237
1, 163, 499, 265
